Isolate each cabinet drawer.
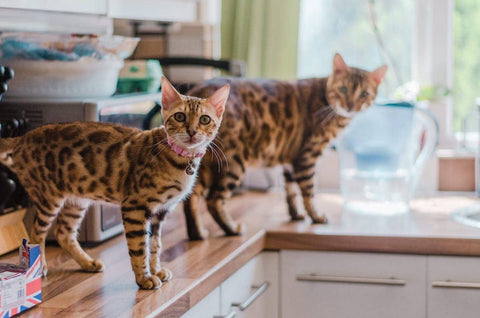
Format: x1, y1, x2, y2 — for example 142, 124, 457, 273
181, 286, 220, 318
220, 252, 279, 318
428, 256, 480, 318
281, 250, 426, 318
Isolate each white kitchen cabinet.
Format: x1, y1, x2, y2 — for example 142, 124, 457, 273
219, 251, 279, 318
181, 286, 221, 318
108, 0, 198, 22
428, 256, 480, 318
0, 0, 107, 14
281, 250, 426, 318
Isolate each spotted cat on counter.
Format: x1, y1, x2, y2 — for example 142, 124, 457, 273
183, 53, 387, 240
0, 77, 229, 289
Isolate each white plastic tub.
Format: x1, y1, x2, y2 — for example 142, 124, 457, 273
1, 58, 124, 99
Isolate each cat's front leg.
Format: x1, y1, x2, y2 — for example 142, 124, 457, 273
149, 210, 172, 282
283, 164, 305, 221
121, 200, 161, 289
292, 159, 328, 224
184, 180, 210, 240
205, 156, 246, 236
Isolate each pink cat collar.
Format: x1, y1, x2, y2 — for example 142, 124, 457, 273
167, 139, 204, 158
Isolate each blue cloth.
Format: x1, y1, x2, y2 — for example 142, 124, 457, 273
0, 38, 104, 61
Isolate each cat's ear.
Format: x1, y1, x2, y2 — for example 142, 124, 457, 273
161, 76, 182, 111
333, 53, 348, 73
207, 84, 230, 117
370, 65, 388, 85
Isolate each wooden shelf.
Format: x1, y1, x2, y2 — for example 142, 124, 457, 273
0, 208, 29, 256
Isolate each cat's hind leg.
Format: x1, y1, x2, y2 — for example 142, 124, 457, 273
28, 191, 64, 276
149, 210, 172, 282
54, 199, 104, 272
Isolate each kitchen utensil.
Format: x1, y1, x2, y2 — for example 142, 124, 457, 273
336, 101, 438, 214
0, 171, 16, 214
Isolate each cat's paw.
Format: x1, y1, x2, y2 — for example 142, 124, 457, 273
226, 223, 245, 236
188, 227, 210, 241
155, 268, 173, 282
310, 214, 328, 224
137, 275, 162, 290
82, 259, 105, 272
290, 214, 306, 221
42, 264, 48, 277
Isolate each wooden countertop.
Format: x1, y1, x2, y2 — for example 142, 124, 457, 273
2, 191, 480, 317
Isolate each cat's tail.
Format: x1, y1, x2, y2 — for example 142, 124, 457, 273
0, 137, 20, 167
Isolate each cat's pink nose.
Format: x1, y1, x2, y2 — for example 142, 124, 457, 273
188, 130, 197, 137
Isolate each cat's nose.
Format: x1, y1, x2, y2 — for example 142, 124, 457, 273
188, 129, 197, 137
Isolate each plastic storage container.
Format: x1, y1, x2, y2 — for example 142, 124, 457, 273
1, 58, 123, 99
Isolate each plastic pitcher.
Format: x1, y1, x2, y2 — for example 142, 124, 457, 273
336, 101, 438, 214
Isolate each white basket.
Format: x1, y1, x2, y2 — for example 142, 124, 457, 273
1, 58, 124, 99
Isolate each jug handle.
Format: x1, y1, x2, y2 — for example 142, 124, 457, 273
410, 106, 439, 193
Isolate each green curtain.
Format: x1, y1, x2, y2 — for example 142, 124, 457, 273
221, 0, 301, 80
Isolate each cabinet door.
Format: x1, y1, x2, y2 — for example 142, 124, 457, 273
281, 250, 426, 318
0, 0, 107, 14
428, 256, 480, 318
220, 252, 279, 318
181, 286, 221, 318
108, 0, 198, 22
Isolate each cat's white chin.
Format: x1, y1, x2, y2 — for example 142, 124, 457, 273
333, 105, 356, 118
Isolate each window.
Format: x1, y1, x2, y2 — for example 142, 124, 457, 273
298, 0, 414, 98
454, 0, 480, 132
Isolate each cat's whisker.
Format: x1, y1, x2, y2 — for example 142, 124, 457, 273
213, 136, 226, 148
315, 106, 336, 126
208, 144, 222, 172
210, 141, 229, 172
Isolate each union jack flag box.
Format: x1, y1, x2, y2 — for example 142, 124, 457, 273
0, 239, 42, 317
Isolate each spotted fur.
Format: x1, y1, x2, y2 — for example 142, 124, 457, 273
0, 77, 229, 289
183, 54, 387, 240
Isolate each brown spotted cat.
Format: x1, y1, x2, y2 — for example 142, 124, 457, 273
183, 53, 387, 240
0, 77, 229, 289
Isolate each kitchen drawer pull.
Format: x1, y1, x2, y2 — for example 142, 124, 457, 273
231, 281, 270, 311
432, 280, 480, 289
296, 274, 406, 286
213, 311, 236, 318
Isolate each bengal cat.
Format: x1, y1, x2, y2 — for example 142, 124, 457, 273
183, 53, 387, 240
0, 77, 229, 289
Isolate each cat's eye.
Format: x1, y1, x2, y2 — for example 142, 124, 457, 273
174, 112, 186, 122
339, 86, 347, 94
360, 91, 369, 98
199, 115, 211, 125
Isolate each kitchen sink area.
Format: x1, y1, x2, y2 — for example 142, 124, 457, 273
451, 203, 480, 229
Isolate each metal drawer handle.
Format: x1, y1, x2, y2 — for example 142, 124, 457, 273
432, 280, 480, 289
296, 274, 406, 286
213, 311, 236, 318
231, 281, 270, 311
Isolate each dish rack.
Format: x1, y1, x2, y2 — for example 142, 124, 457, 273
0, 64, 30, 256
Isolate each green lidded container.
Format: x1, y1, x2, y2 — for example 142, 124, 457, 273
117, 59, 162, 94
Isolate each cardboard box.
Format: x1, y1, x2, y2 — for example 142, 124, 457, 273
132, 36, 166, 59
0, 239, 42, 317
